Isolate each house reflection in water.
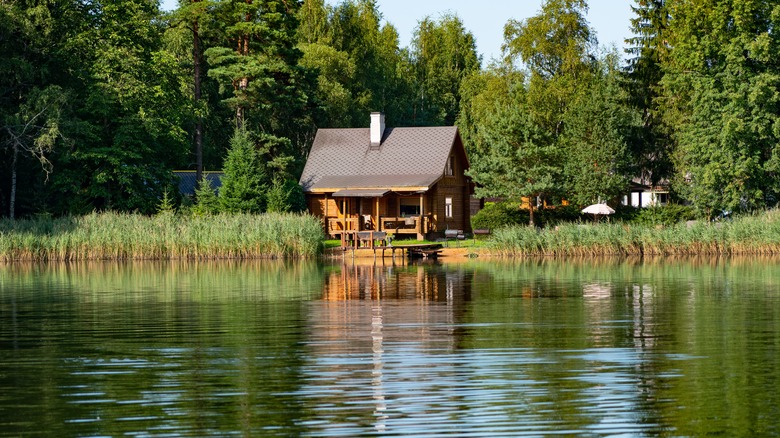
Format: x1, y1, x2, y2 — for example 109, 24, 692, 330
321, 262, 471, 302
305, 263, 473, 433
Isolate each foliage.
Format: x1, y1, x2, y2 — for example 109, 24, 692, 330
297, 0, 415, 127
503, 0, 595, 79
623, 0, 673, 185
3, 0, 780, 222
219, 129, 267, 213
659, 0, 780, 217
471, 202, 583, 230
266, 178, 307, 213
560, 54, 638, 205
632, 204, 695, 226
466, 94, 560, 226
410, 13, 481, 125
156, 189, 176, 216
470, 202, 525, 230
192, 177, 220, 216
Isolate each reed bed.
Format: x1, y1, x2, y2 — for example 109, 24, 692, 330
0, 212, 324, 262
489, 209, 780, 257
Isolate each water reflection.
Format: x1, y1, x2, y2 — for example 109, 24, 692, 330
1, 258, 780, 436
301, 262, 659, 435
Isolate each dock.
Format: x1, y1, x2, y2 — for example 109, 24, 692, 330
403, 244, 443, 259
345, 243, 444, 260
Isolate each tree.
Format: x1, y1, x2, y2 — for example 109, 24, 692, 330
266, 177, 306, 213
298, 42, 357, 127
47, 0, 191, 214
3, 86, 67, 219
457, 63, 524, 159
466, 86, 560, 226
410, 13, 481, 125
192, 177, 220, 215
298, 0, 414, 128
168, 0, 211, 183
219, 129, 267, 213
503, 0, 596, 137
659, 0, 780, 216
623, 0, 672, 186
503, 0, 595, 79
562, 55, 637, 205
205, 0, 311, 132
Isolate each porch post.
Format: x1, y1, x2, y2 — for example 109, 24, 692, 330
324, 195, 328, 233
418, 193, 425, 240
375, 197, 380, 231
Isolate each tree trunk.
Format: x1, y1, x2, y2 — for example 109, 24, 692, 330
528, 200, 535, 227
192, 5, 203, 183
9, 141, 18, 219
234, 5, 251, 129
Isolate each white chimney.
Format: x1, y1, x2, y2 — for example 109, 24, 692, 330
370, 112, 385, 146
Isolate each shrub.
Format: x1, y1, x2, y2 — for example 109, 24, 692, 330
266, 178, 307, 213
471, 201, 526, 230
632, 204, 696, 226
192, 178, 220, 215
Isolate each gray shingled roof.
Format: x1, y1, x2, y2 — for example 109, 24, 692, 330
175, 171, 224, 196
299, 126, 459, 192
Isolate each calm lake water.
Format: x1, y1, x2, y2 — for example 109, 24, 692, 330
1, 257, 779, 436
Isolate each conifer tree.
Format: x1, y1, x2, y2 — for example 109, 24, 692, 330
219, 129, 266, 213
624, 0, 672, 186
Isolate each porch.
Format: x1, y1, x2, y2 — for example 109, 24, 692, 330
320, 190, 433, 243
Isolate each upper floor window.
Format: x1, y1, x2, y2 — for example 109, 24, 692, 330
446, 155, 454, 176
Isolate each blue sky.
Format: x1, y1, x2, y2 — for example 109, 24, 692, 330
161, 0, 636, 62
349, 0, 635, 62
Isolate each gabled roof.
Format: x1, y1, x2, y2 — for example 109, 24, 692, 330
174, 171, 224, 196
299, 126, 463, 193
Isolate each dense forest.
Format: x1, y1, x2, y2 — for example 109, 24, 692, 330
2, 0, 779, 220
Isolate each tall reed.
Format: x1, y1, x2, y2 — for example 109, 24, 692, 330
0, 212, 324, 262
489, 209, 780, 257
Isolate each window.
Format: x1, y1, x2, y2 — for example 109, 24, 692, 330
445, 197, 453, 218
400, 197, 421, 216
446, 155, 454, 176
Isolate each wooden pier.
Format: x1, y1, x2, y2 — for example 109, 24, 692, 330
345, 242, 444, 260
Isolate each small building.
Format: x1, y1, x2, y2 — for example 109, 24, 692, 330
299, 113, 472, 240
623, 177, 670, 208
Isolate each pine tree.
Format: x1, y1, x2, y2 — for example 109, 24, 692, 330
193, 177, 220, 215
219, 129, 267, 213
623, 0, 672, 186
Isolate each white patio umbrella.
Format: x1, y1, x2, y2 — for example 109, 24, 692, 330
581, 203, 615, 215
581, 203, 615, 222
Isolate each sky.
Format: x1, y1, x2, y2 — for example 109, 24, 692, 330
161, 1, 636, 62
347, 0, 636, 62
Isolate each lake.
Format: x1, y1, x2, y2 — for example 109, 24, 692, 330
1, 257, 779, 436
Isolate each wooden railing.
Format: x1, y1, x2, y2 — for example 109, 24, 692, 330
379, 216, 429, 235
328, 217, 359, 235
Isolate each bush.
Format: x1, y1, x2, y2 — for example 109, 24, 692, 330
536, 204, 582, 226
472, 202, 587, 230
632, 204, 695, 226
471, 201, 526, 230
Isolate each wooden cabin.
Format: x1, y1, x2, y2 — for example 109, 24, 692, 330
300, 113, 473, 241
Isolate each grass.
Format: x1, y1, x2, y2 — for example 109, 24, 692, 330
0, 211, 324, 262
488, 209, 780, 257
